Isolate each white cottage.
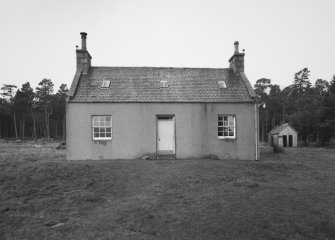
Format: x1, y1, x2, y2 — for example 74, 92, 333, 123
269, 123, 298, 147
66, 32, 260, 161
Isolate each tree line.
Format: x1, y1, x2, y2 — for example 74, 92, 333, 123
256, 67, 335, 145
0, 79, 68, 141
1, 68, 335, 145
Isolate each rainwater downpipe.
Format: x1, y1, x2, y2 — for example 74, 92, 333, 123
255, 103, 258, 161
255, 102, 266, 161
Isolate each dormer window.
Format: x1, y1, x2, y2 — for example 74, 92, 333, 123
218, 80, 226, 89
101, 80, 111, 88
160, 80, 168, 88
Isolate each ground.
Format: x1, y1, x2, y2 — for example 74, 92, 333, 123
1, 144, 335, 240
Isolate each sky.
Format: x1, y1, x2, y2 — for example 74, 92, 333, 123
1, 0, 335, 92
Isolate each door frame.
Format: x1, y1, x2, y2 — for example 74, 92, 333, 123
156, 115, 176, 155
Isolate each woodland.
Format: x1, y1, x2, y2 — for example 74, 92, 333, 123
0, 79, 67, 141
256, 68, 335, 145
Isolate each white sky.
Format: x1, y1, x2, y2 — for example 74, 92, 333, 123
1, 0, 335, 92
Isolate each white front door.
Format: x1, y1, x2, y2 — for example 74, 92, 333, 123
157, 116, 175, 154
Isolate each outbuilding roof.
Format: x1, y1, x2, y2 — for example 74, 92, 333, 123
68, 66, 255, 103
269, 123, 298, 135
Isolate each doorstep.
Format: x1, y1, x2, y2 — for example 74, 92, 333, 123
156, 154, 176, 160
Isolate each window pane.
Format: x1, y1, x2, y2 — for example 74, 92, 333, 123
218, 131, 223, 136
224, 131, 228, 136
93, 118, 99, 127
106, 133, 111, 138
94, 133, 99, 138
228, 119, 234, 126
100, 128, 106, 133
106, 128, 111, 133
100, 133, 105, 138
229, 131, 234, 136
106, 116, 111, 122
93, 128, 99, 133
218, 121, 223, 126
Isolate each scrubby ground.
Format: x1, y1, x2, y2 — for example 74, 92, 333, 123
1, 144, 335, 240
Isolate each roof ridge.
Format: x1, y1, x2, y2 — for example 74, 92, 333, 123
90, 66, 230, 70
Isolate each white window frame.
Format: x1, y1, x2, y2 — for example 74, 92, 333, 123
101, 80, 111, 88
218, 115, 236, 139
217, 80, 227, 89
92, 115, 112, 140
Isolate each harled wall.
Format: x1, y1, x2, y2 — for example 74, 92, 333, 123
66, 102, 257, 160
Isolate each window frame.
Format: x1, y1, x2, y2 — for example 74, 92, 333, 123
92, 115, 112, 140
101, 80, 111, 88
218, 114, 236, 139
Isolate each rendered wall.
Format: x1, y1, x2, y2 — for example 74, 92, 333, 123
66, 102, 257, 160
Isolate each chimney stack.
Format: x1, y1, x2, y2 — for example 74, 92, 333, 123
76, 32, 92, 74
229, 41, 245, 74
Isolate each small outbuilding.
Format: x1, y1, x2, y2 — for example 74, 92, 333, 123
269, 123, 298, 147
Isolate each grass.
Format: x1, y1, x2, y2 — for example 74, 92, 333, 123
1, 144, 335, 239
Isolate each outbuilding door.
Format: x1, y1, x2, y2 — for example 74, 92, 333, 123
289, 135, 293, 147
157, 116, 175, 154
283, 135, 287, 147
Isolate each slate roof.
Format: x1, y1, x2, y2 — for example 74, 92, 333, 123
69, 66, 255, 103
269, 123, 298, 135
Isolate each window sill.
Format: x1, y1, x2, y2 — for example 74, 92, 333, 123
218, 137, 236, 141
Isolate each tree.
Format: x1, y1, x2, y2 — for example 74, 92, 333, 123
1, 84, 18, 139
288, 94, 321, 144
254, 78, 271, 97
293, 68, 311, 94
36, 79, 54, 139
319, 75, 335, 143
313, 79, 329, 96
268, 84, 282, 128
1, 84, 17, 100
52, 84, 68, 140
254, 78, 272, 142
14, 82, 37, 139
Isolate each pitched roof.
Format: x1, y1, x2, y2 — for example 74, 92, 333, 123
269, 123, 298, 135
69, 66, 255, 103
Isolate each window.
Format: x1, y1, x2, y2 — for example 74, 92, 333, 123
159, 80, 169, 88
92, 116, 112, 140
218, 80, 226, 89
101, 80, 111, 88
218, 115, 235, 139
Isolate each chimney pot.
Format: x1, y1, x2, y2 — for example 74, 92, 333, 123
80, 32, 87, 50
234, 41, 239, 54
